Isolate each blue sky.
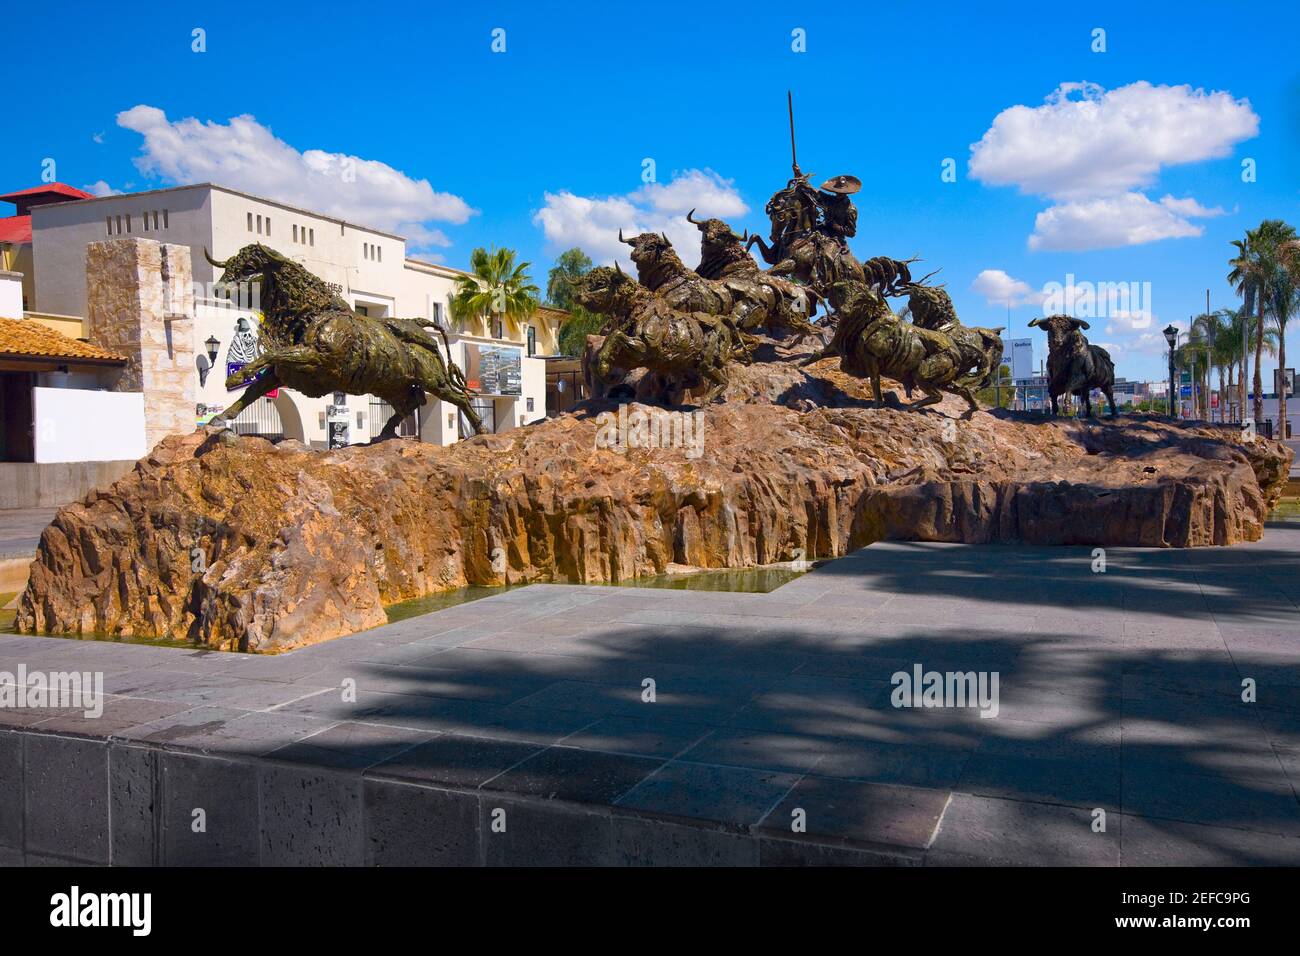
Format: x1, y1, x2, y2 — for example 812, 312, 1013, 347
6, 0, 1298, 380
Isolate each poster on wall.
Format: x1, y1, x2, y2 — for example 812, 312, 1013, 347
327, 393, 350, 448
462, 343, 522, 396
224, 316, 278, 397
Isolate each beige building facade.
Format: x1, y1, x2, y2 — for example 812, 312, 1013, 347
27, 183, 565, 447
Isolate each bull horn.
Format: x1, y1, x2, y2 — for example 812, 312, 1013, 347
204, 247, 229, 268
661, 232, 670, 244
614, 261, 625, 277
1073, 318, 1091, 330
1027, 317, 1042, 328
686, 208, 701, 227
619, 229, 633, 245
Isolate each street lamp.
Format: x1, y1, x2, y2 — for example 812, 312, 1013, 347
199, 335, 221, 387
1163, 324, 1179, 419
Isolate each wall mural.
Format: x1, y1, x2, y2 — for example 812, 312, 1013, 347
225, 315, 278, 397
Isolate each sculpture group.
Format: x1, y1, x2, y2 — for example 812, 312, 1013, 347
572, 156, 1012, 414
202, 96, 1119, 435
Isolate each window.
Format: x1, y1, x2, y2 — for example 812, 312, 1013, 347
125, 214, 132, 233
256, 215, 262, 235
265, 217, 270, 236
309, 228, 315, 246
377, 246, 382, 263
162, 209, 169, 228
527, 325, 536, 356
293, 225, 298, 242
105, 216, 112, 235
432, 302, 445, 329
115, 215, 122, 234
248, 212, 254, 231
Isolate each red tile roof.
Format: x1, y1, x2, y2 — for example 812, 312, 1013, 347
0, 215, 32, 244
0, 183, 95, 204
0, 316, 127, 364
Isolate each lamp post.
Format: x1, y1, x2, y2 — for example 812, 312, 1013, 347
1163, 324, 1179, 419
199, 335, 221, 387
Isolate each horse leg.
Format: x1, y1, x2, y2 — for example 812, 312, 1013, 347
910, 386, 945, 409
958, 384, 979, 416
1049, 393, 1059, 416
1106, 388, 1118, 418
213, 371, 282, 424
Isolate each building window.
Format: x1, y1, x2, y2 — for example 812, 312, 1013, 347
309, 228, 315, 246
163, 209, 169, 228
265, 217, 270, 236
432, 302, 445, 329
256, 215, 263, 235
247, 212, 253, 232
377, 246, 382, 263
293, 225, 298, 242
527, 325, 536, 356
105, 216, 112, 235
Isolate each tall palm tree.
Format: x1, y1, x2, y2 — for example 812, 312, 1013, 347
1271, 239, 1300, 437
1229, 220, 1297, 426
1201, 308, 1239, 420
450, 247, 540, 339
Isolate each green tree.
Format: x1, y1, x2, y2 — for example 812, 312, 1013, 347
1229, 220, 1297, 424
976, 364, 1014, 409
557, 306, 606, 357
545, 248, 593, 311
451, 247, 540, 337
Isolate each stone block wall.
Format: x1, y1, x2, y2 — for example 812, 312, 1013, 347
85, 238, 195, 450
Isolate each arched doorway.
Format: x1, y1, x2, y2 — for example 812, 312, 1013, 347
272, 392, 306, 442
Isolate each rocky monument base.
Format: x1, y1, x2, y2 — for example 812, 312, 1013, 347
17, 343, 1292, 652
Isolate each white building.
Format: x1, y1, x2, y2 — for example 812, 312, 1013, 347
26, 182, 563, 448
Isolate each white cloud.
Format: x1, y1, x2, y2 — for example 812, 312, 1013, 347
969, 81, 1257, 200
1029, 193, 1225, 251
969, 81, 1255, 251
971, 269, 1044, 307
83, 180, 122, 197
115, 105, 473, 252
532, 169, 749, 269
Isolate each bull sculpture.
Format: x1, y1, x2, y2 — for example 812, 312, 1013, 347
621, 228, 816, 340
572, 265, 753, 404
802, 280, 980, 414
904, 283, 1005, 390
1028, 315, 1117, 418
204, 244, 486, 438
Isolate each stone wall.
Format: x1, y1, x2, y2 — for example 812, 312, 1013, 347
85, 238, 195, 450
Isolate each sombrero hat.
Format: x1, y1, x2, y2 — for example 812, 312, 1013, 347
820, 175, 861, 195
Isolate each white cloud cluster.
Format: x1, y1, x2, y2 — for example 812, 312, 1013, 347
116, 105, 474, 252
533, 169, 750, 269
1029, 193, 1224, 252
971, 269, 1044, 307
969, 81, 1255, 251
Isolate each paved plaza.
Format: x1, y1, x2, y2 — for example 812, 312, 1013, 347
2, 522, 1299, 865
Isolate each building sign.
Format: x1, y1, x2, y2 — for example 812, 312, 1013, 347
463, 343, 522, 396
1009, 338, 1033, 382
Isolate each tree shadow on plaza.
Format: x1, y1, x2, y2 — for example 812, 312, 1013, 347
287, 606, 1300, 863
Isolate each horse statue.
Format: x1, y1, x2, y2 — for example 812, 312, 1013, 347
204, 244, 485, 439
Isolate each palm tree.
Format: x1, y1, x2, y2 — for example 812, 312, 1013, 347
1272, 239, 1300, 437
1229, 220, 1297, 426
451, 247, 540, 339
1200, 308, 1239, 420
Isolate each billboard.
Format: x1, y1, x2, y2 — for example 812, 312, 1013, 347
463, 343, 523, 396
1009, 338, 1033, 382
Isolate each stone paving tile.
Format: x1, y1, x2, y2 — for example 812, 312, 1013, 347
927, 793, 1121, 866
556, 714, 716, 759
614, 760, 802, 828
760, 776, 951, 849
367, 733, 543, 789
1119, 813, 1300, 865
264, 721, 434, 771
677, 729, 833, 775
814, 737, 977, 789
1121, 764, 1300, 837
957, 750, 1119, 809
482, 745, 664, 804
31, 695, 191, 736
